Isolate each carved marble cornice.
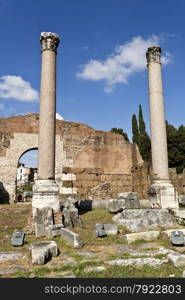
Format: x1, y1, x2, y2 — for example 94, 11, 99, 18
146, 46, 161, 65
40, 32, 60, 53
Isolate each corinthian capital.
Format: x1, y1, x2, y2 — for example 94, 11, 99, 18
40, 32, 60, 53
146, 46, 161, 64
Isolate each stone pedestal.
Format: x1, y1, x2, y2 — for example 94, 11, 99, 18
151, 180, 179, 209
146, 46, 179, 209
32, 180, 60, 211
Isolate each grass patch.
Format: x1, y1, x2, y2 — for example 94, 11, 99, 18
73, 209, 128, 246
13, 270, 32, 278
77, 263, 184, 278
32, 267, 51, 278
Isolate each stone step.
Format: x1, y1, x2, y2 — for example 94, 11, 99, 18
112, 209, 176, 232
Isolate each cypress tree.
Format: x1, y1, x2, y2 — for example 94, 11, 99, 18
137, 104, 151, 162
139, 104, 146, 135
132, 114, 139, 145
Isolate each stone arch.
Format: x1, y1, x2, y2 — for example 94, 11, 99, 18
18, 147, 38, 167
0, 133, 38, 203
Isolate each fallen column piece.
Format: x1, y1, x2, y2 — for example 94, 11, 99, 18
60, 228, 83, 248
31, 241, 58, 265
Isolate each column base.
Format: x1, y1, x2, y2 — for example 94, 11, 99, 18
32, 179, 60, 211
150, 180, 179, 209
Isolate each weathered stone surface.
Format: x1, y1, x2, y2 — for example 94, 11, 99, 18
0, 252, 23, 262
161, 229, 185, 239
107, 258, 167, 267
139, 199, 151, 208
107, 199, 125, 213
84, 266, 106, 273
118, 192, 140, 209
88, 183, 112, 200
70, 209, 82, 228
179, 195, 185, 206
173, 210, 185, 218
95, 224, 107, 238
32, 207, 53, 237
167, 252, 185, 267
128, 249, 174, 257
0, 269, 15, 275
112, 209, 176, 232
104, 224, 118, 235
120, 231, 160, 243
60, 228, 83, 248
31, 241, 58, 265
32, 180, 60, 211
172, 210, 185, 225
76, 250, 96, 258
48, 224, 64, 238
79, 199, 105, 210
62, 197, 82, 228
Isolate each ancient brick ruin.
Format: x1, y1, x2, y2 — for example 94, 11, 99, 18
0, 113, 144, 203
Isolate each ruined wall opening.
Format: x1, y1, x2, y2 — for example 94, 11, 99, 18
16, 148, 38, 202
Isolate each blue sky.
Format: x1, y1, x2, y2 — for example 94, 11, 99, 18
0, 0, 185, 166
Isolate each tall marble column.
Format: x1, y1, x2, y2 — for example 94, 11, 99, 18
32, 32, 60, 211
146, 46, 178, 209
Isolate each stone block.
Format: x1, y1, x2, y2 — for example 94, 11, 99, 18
62, 207, 73, 227
95, 224, 107, 238
61, 174, 76, 181
151, 181, 179, 209
32, 179, 60, 211
31, 241, 58, 265
139, 199, 151, 208
70, 210, 82, 228
173, 210, 185, 219
107, 199, 125, 213
104, 224, 118, 235
60, 228, 83, 248
167, 252, 185, 267
118, 192, 140, 209
84, 266, 106, 273
32, 207, 53, 237
120, 231, 160, 243
48, 224, 64, 238
106, 257, 167, 267
0, 252, 23, 262
112, 209, 176, 232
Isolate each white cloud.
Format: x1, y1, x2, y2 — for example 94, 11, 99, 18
56, 112, 64, 120
76, 35, 172, 92
0, 75, 39, 101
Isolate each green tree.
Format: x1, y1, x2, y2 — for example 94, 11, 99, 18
166, 121, 178, 169
139, 132, 151, 161
132, 104, 151, 162
176, 125, 185, 173
132, 114, 139, 145
110, 127, 129, 142
139, 104, 146, 135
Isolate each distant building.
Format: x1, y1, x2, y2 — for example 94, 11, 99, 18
17, 163, 37, 185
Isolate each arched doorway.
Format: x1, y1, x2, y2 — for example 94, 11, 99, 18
16, 148, 38, 202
